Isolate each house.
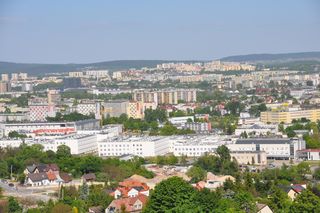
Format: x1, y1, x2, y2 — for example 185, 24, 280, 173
24, 164, 69, 186
105, 194, 148, 213
193, 172, 235, 190
24, 163, 60, 175
82, 173, 96, 182
111, 179, 150, 199
25, 172, 50, 186
256, 203, 273, 213
59, 172, 72, 183
287, 184, 306, 200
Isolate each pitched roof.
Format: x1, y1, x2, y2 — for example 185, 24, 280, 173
26, 165, 37, 173
107, 194, 148, 212
46, 172, 57, 181
27, 172, 48, 182
59, 172, 72, 183
82, 173, 96, 181
47, 163, 60, 171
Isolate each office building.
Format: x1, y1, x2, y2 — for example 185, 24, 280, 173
261, 108, 320, 124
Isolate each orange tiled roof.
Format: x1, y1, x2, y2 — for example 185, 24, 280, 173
108, 194, 148, 212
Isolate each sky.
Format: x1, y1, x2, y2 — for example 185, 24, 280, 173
0, 0, 319, 63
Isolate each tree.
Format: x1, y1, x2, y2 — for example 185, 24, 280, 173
8, 196, 22, 213
290, 190, 320, 213
314, 168, 320, 180
297, 162, 311, 179
268, 186, 291, 212
56, 145, 71, 159
143, 177, 196, 212
186, 166, 206, 183
216, 145, 231, 162
8, 131, 27, 139
0, 161, 9, 178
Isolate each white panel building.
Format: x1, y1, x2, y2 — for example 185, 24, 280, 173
98, 136, 173, 157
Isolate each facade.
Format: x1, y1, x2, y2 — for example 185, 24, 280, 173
132, 89, 197, 105
228, 138, 306, 160
0, 113, 29, 122
183, 122, 211, 133
230, 151, 267, 165
0, 119, 100, 136
85, 70, 109, 78
260, 108, 320, 124
29, 104, 56, 121
296, 149, 320, 161
0, 139, 23, 149
0, 81, 11, 93
63, 77, 82, 89
171, 135, 226, 157
235, 124, 278, 136
29, 134, 98, 155
1, 74, 9, 82
98, 136, 172, 157
127, 101, 157, 119
103, 100, 129, 117
77, 101, 100, 116
47, 89, 61, 105
169, 116, 194, 125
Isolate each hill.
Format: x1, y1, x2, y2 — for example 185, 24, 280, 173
220, 52, 320, 63
0, 60, 201, 75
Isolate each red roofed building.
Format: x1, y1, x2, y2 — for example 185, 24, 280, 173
111, 179, 150, 199
105, 194, 148, 213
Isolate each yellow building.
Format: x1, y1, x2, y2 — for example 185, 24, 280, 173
127, 101, 157, 119
261, 108, 320, 124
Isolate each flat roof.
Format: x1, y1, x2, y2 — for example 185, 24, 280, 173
236, 138, 291, 145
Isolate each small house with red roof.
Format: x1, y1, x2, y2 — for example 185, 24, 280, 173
105, 194, 148, 213
111, 179, 150, 199
287, 184, 307, 200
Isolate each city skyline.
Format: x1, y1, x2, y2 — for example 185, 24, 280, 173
0, 0, 320, 63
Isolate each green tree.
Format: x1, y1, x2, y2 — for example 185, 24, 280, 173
56, 145, 71, 159
8, 196, 22, 213
290, 190, 320, 213
186, 166, 206, 183
143, 177, 196, 212
51, 203, 73, 213
297, 162, 311, 179
0, 161, 9, 178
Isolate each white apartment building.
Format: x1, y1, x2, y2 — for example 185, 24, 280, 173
228, 138, 306, 160
29, 104, 56, 122
98, 136, 172, 157
85, 70, 109, 79
29, 134, 97, 155
76, 101, 101, 119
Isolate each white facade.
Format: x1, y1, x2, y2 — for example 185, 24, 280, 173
98, 136, 172, 157
29, 134, 97, 155
171, 135, 230, 157
235, 124, 278, 136
228, 138, 306, 159
169, 116, 194, 125
0, 139, 23, 149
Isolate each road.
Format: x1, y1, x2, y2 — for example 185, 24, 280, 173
0, 181, 56, 202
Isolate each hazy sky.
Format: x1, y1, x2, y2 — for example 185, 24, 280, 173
0, 0, 319, 63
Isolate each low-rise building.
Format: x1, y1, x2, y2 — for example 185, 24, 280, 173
296, 149, 320, 161
230, 151, 267, 165
228, 138, 306, 160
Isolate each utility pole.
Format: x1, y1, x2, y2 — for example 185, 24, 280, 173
10, 165, 13, 180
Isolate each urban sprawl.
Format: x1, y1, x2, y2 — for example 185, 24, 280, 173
1, 60, 320, 212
